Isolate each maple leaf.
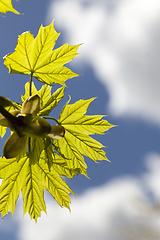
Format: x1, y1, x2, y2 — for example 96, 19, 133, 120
53, 97, 115, 177
0, 0, 20, 14
0, 84, 65, 159
0, 0, 116, 222
21, 81, 65, 116
3, 21, 80, 85
0, 83, 75, 221
0, 82, 115, 221
0, 155, 74, 222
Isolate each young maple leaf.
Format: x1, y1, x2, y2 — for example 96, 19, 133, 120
0, 82, 115, 221
0, 154, 74, 222
3, 21, 80, 85
0, 83, 75, 221
0, 83, 65, 159
0, 0, 20, 14
53, 97, 115, 177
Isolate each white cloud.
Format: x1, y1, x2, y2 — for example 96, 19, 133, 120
46, 0, 160, 125
16, 152, 160, 240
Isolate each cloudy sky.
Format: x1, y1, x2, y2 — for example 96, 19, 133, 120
0, 0, 160, 239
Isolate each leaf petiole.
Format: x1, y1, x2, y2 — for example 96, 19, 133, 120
43, 116, 59, 125
29, 73, 33, 96
28, 73, 33, 154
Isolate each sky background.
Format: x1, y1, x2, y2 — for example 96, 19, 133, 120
0, 0, 160, 239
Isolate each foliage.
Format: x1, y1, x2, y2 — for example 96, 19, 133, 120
0, 1, 115, 222
4, 21, 80, 85
0, 0, 20, 14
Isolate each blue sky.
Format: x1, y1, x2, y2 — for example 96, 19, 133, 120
0, 0, 160, 239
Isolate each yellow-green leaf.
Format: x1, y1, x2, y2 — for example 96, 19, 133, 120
0, 156, 28, 217
37, 157, 74, 209
21, 81, 65, 116
54, 137, 88, 177
54, 98, 115, 167
38, 85, 65, 116
21, 82, 38, 103
21, 159, 47, 222
0, 152, 74, 221
41, 141, 80, 178
0, 0, 20, 14
0, 125, 6, 138
4, 21, 80, 85
29, 137, 44, 165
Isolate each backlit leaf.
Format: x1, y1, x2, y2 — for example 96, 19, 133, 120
21, 81, 65, 117
29, 137, 44, 165
0, 0, 20, 14
21, 82, 38, 103
38, 85, 65, 116
0, 31, 115, 222
21, 158, 47, 222
3, 21, 80, 85
54, 98, 115, 176
0, 156, 28, 217
0, 153, 74, 222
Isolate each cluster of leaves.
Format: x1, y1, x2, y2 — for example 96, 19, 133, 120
0, 1, 115, 222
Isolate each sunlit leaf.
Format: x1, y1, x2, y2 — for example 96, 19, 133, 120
0, 125, 6, 138
0, 0, 20, 14
0, 152, 74, 222
54, 98, 115, 176
21, 158, 47, 222
21, 81, 65, 117
21, 82, 38, 103
4, 21, 80, 85
38, 157, 74, 209
0, 156, 28, 217
38, 85, 65, 116
29, 137, 44, 165
41, 142, 78, 178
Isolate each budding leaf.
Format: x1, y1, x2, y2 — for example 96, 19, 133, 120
4, 21, 80, 85
0, 0, 20, 14
21, 81, 65, 116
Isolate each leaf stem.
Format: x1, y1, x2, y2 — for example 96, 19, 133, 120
43, 117, 59, 125
29, 73, 33, 97
28, 73, 33, 154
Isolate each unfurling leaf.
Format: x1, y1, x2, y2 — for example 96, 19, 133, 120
3, 132, 27, 159
21, 82, 65, 116
47, 125, 65, 140
3, 21, 80, 85
21, 95, 42, 117
27, 116, 51, 138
